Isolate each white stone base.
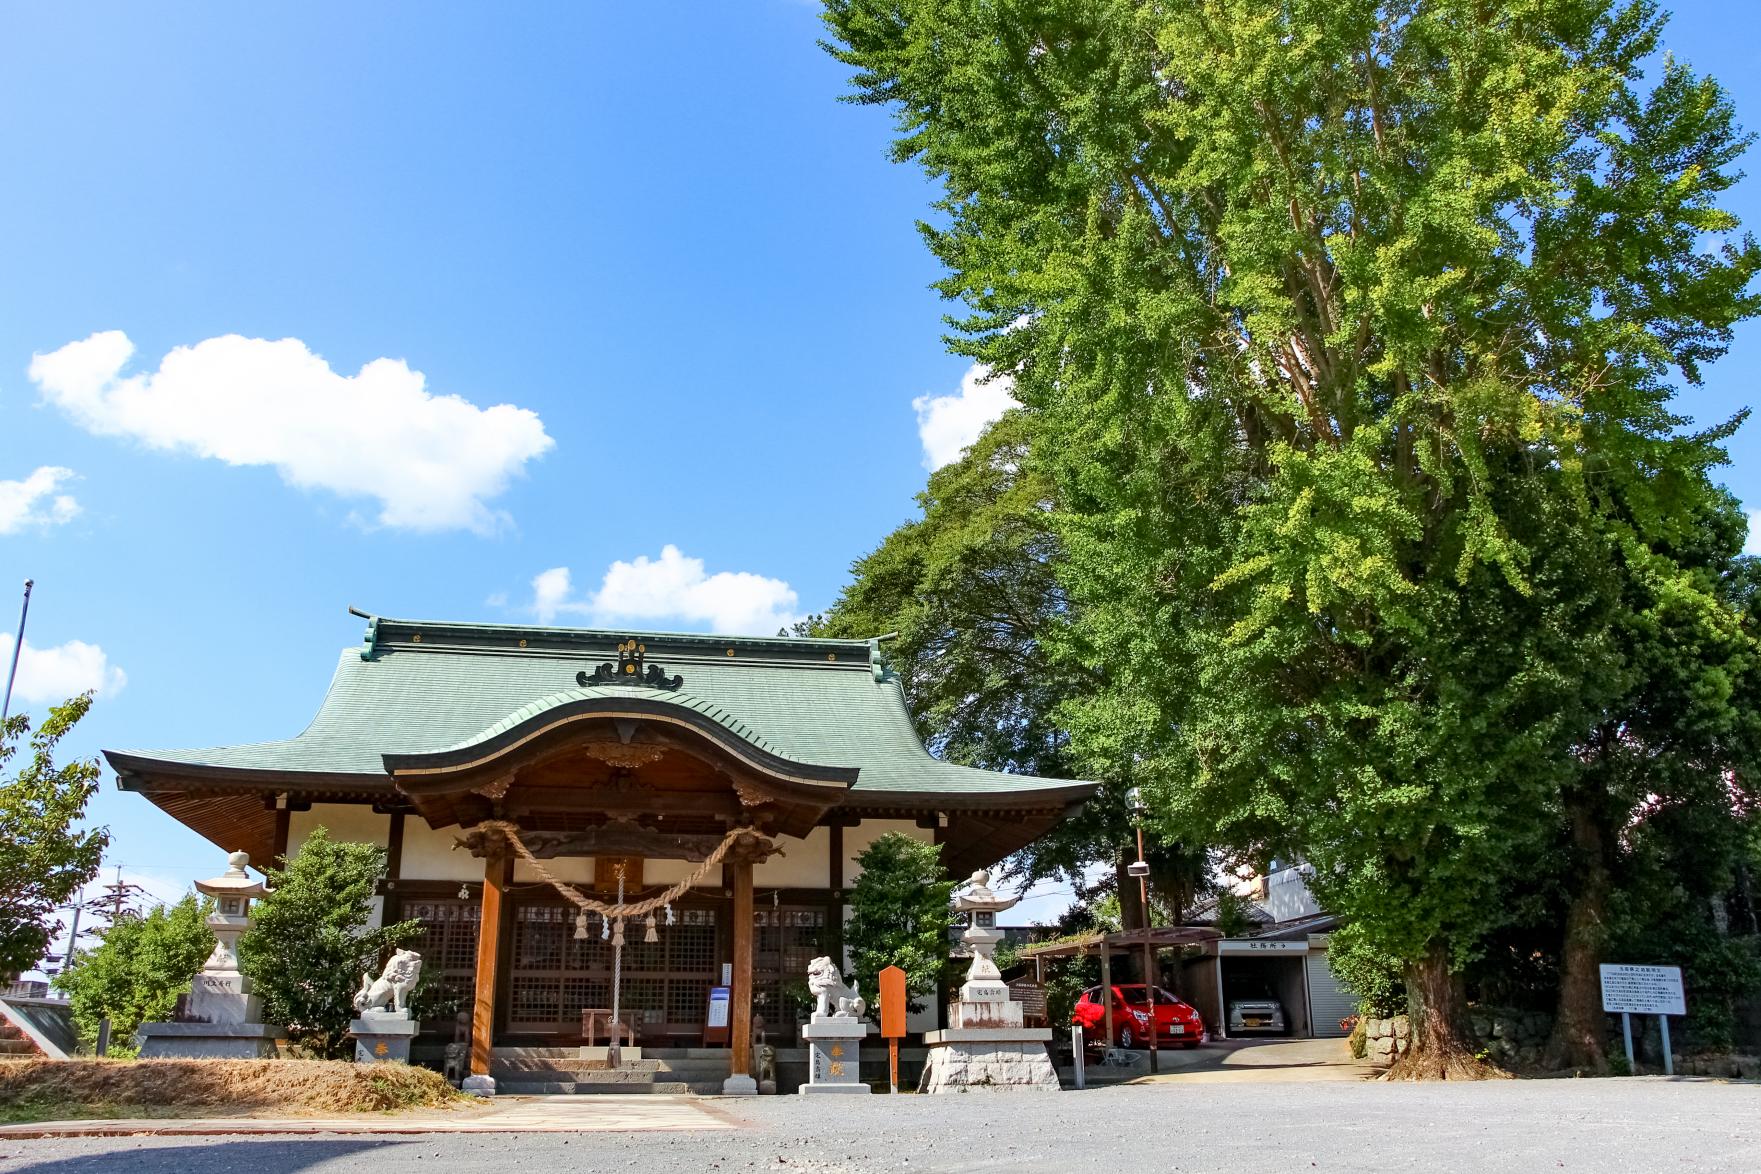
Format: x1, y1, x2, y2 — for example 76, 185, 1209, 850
135, 1021, 282, 1060
722, 1074, 760, 1096
799, 1082, 871, 1095
462, 1074, 497, 1097
348, 1014, 420, 1063
920, 1032, 1062, 1093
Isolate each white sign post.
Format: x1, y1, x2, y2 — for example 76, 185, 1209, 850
1599, 964, 1685, 1076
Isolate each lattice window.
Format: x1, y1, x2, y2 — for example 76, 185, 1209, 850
511, 977, 561, 1024
514, 905, 567, 971
403, 898, 481, 1027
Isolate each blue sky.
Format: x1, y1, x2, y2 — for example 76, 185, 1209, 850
3, 3, 1760, 956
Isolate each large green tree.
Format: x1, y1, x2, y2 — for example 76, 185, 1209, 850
824, 0, 1760, 1075
0, 694, 109, 977
817, 411, 1210, 926
52, 894, 212, 1054
237, 828, 421, 1058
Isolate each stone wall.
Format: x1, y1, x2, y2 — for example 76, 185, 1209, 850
1358, 1006, 1549, 1069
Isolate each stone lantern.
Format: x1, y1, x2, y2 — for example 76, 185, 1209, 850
919, 869, 1061, 1092
137, 850, 283, 1058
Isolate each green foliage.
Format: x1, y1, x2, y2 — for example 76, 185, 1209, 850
237, 828, 420, 1058
842, 832, 956, 1011
1348, 1016, 1369, 1059
1329, 924, 1408, 1019
817, 411, 1210, 917
51, 895, 212, 1053
0, 694, 109, 976
1211, 892, 1257, 941
823, 0, 1761, 1059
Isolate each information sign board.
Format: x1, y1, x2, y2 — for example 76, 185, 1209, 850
1599, 964, 1685, 1016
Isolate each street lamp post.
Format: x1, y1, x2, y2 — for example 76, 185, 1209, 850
1127, 788, 1158, 1074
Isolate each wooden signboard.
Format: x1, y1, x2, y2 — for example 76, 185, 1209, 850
593, 857, 642, 893
878, 965, 907, 1094
1008, 979, 1048, 1027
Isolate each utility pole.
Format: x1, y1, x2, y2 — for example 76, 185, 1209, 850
1, 579, 31, 725
92, 867, 144, 1057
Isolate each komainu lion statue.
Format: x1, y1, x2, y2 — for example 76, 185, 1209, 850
806, 955, 865, 1019
355, 948, 423, 1015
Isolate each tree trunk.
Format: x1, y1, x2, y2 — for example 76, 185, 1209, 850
1115, 853, 1146, 931
1545, 785, 1612, 1072
1387, 944, 1505, 1080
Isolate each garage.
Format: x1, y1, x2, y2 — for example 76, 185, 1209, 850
1181, 934, 1355, 1039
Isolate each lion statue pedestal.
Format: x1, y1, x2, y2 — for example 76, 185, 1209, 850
799, 955, 872, 1096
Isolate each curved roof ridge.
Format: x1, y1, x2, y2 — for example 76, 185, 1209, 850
440, 684, 822, 765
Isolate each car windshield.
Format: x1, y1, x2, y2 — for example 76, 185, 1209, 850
1232, 983, 1276, 1001
1120, 986, 1182, 1006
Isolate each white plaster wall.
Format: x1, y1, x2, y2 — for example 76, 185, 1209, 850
755, 826, 830, 889
399, 821, 480, 883
843, 819, 930, 882
512, 856, 596, 885
288, 804, 390, 855
286, 803, 391, 928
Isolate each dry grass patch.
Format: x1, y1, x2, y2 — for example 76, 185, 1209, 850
0, 1059, 469, 1123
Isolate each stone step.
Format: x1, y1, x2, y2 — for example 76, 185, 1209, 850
0, 1039, 38, 1055
491, 1057, 664, 1074
497, 1078, 697, 1095
490, 1066, 666, 1084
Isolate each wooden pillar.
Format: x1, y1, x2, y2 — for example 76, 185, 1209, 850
469, 848, 509, 1078
727, 857, 755, 1091
1100, 944, 1114, 1048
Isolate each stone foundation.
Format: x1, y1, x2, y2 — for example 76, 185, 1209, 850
919, 1036, 1062, 1092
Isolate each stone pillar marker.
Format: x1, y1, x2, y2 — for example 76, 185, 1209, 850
137, 850, 284, 1058
919, 869, 1061, 1093
798, 955, 872, 1095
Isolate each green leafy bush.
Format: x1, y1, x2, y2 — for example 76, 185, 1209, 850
52, 895, 212, 1053
238, 828, 419, 1058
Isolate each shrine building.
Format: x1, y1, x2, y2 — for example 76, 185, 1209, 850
106, 613, 1093, 1089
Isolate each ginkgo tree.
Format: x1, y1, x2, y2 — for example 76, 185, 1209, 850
824, 0, 1761, 1076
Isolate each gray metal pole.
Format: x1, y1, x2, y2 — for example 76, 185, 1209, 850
1659, 1016, 1673, 1076
1621, 1012, 1635, 1072
1072, 1025, 1086, 1089
1, 579, 32, 726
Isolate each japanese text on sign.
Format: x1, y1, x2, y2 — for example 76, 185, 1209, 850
1599, 964, 1685, 1016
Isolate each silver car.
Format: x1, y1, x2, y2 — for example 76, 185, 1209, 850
1225, 982, 1287, 1035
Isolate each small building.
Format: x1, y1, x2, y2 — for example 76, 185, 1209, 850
106, 614, 1094, 1088
1182, 863, 1356, 1039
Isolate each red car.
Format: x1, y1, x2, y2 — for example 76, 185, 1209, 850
1072, 984, 1205, 1049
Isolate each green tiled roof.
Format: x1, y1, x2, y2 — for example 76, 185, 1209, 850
107, 615, 1092, 802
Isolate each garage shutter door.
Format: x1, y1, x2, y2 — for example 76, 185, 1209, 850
1306, 950, 1356, 1037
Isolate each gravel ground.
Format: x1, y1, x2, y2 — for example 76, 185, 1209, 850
0, 1078, 1754, 1173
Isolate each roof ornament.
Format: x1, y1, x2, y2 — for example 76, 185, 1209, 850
577, 638, 683, 690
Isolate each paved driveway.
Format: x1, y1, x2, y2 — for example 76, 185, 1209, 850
1120, 1036, 1378, 1082
1, 1078, 1757, 1172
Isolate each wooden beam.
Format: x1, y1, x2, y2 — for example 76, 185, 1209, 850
271, 808, 291, 866
729, 858, 754, 1086
1100, 945, 1114, 1049
383, 810, 406, 894
828, 823, 844, 892
469, 848, 509, 1078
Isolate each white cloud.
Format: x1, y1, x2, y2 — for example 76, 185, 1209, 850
1747, 511, 1761, 556
528, 546, 800, 635
0, 634, 126, 703
912, 361, 1020, 471
0, 466, 80, 535
28, 331, 554, 534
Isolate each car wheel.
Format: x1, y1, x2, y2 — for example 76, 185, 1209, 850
1118, 1025, 1135, 1049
